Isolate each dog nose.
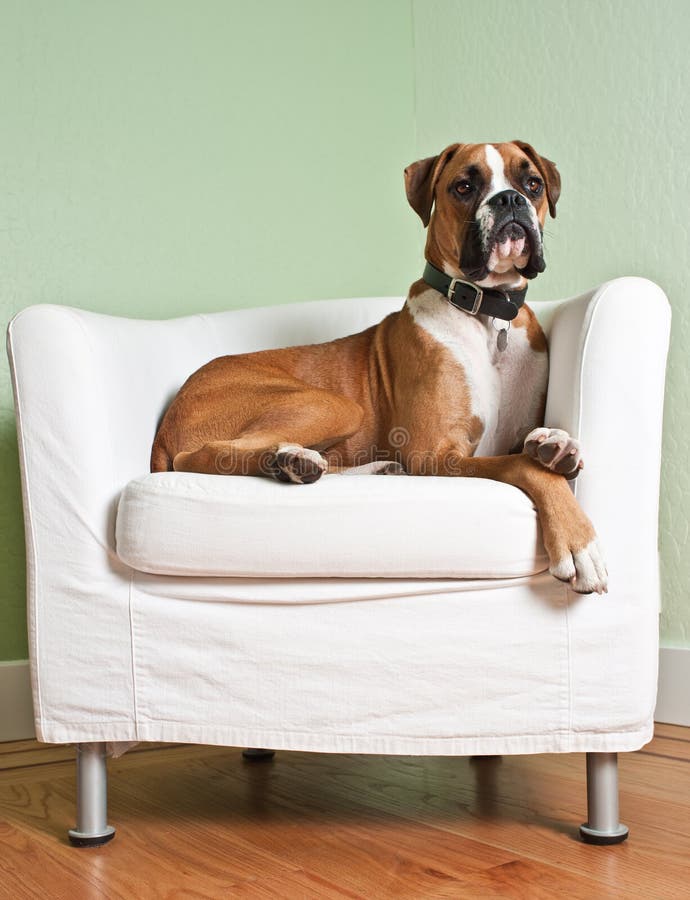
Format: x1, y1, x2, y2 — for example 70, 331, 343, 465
490, 190, 527, 210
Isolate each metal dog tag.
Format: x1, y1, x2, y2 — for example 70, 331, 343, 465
496, 328, 508, 352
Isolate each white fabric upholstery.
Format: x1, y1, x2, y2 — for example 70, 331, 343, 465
116, 472, 547, 579
7, 279, 670, 755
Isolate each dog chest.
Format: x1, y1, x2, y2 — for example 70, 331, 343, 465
406, 292, 547, 456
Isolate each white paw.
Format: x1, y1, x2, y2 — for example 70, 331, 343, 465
550, 539, 608, 595
271, 445, 328, 484
524, 427, 583, 479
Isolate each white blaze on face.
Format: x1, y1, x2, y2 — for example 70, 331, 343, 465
483, 144, 513, 201
476, 144, 511, 252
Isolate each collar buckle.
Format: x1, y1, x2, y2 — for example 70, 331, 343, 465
447, 278, 484, 315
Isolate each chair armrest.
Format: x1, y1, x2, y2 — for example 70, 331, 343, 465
545, 277, 671, 597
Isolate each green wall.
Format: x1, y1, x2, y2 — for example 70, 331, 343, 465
412, 0, 690, 646
2, 0, 689, 660
0, 0, 418, 659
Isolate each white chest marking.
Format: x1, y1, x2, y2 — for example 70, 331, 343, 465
408, 292, 499, 452
407, 290, 548, 457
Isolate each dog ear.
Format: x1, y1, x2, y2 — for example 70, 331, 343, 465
404, 144, 461, 226
511, 140, 561, 218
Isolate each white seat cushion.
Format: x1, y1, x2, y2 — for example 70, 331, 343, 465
115, 472, 548, 579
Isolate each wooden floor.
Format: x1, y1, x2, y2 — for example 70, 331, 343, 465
0, 725, 688, 899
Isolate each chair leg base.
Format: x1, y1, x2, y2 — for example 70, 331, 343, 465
242, 748, 275, 761
579, 823, 629, 845
68, 826, 116, 848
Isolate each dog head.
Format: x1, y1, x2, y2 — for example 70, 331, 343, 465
404, 141, 560, 288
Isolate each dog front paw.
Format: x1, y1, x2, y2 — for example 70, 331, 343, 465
523, 427, 583, 479
550, 539, 608, 595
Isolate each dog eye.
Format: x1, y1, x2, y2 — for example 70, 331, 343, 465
526, 177, 543, 195
454, 179, 474, 196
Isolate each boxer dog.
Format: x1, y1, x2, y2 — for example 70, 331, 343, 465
152, 141, 607, 594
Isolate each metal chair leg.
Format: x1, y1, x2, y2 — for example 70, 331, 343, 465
68, 743, 116, 847
579, 752, 629, 844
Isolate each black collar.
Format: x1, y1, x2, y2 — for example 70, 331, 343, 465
422, 262, 527, 321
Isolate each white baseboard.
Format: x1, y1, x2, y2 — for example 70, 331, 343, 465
0, 649, 688, 744
0, 660, 35, 741
655, 646, 690, 726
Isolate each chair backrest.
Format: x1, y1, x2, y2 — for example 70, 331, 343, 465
7, 298, 406, 559
7, 294, 561, 563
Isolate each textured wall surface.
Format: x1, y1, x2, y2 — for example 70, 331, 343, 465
412, 0, 689, 644
3, 0, 688, 660
0, 1, 417, 659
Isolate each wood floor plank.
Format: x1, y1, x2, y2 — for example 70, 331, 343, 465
178, 764, 622, 900
0, 819, 97, 900
442, 858, 626, 900
102, 743, 686, 898
0, 775, 326, 899
0, 742, 73, 771
0, 740, 178, 772
651, 723, 690, 742
225, 868, 362, 899
107, 749, 517, 897
0, 739, 40, 756
638, 738, 690, 763
241, 749, 689, 898
0, 729, 689, 898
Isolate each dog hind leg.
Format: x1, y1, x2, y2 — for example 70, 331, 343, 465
172, 433, 328, 482
172, 390, 364, 484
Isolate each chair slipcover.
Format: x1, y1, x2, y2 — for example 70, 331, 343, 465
7, 279, 670, 755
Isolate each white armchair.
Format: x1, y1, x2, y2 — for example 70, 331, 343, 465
7, 277, 670, 847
